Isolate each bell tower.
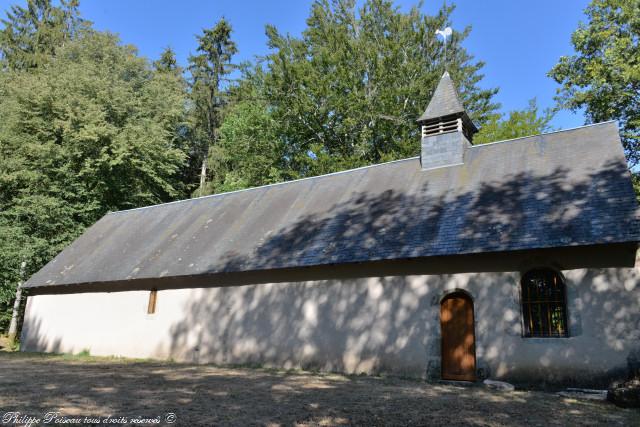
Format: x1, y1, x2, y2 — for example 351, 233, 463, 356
417, 71, 478, 170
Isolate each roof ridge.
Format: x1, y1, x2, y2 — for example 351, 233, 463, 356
470, 120, 617, 149
110, 156, 421, 215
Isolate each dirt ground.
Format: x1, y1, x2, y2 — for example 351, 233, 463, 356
0, 352, 638, 427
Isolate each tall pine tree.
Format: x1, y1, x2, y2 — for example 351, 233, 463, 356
0, 0, 87, 70
188, 18, 237, 196
154, 46, 179, 73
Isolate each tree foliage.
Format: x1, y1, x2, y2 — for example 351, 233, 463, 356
263, 0, 498, 178
201, 66, 283, 193
474, 99, 554, 144
0, 0, 87, 70
549, 0, 640, 167
154, 46, 179, 73
0, 30, 189, 330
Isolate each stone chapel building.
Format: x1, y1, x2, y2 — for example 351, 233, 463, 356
21, 72, 640, 386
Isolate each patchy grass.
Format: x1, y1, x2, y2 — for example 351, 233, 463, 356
0, 349, 153, 364
0, 335, 19, 352
0, 351, 638, 426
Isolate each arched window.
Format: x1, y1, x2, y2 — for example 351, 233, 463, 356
521, 269, 568, 338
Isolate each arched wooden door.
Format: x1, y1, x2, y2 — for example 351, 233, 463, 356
440, 292, 476, 381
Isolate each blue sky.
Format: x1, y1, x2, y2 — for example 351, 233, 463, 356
1, 0, 591, 130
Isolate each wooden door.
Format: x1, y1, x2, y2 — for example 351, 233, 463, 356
440, 292, 476, 381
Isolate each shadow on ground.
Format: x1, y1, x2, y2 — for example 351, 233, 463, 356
0, 352, 637, 426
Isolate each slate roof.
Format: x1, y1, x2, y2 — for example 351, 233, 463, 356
417, 71, 465, 122
24, 121, 640, 289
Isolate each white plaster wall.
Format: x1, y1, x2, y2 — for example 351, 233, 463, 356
21, 266, 640, 385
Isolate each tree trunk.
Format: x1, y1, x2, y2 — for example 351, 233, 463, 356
199, 130, 215, 197
198, 158, 207, 197
8, 261, 26, 344
7, 287, 22, 342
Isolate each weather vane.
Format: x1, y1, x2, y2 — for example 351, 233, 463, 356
435, 27, 453, 65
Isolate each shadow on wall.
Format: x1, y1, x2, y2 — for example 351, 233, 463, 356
167, 276, 439, 375
20, 315, 63, 355
474, 266, 639, 387
161, 161, 639, 385
163, 267, 639, 386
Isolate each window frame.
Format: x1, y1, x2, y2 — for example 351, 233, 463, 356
147, 289, 158, 315
520, 268, 569, 338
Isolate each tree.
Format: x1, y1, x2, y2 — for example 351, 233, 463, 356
206, 100, 285, 193
0, 0, 87, 70
548, 0, 640, 168
474, 99, 554, 144
154, 46, 179, 73
205, 68, 286, 194
153, 46, 193, 196
254, 0, 498, 180
188, 18, 238, 196
0, 31, 189, 331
